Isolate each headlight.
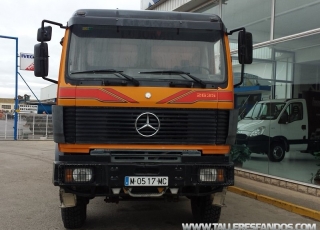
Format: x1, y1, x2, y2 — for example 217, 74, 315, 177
250, 126, 265, 137
199, 168, 224, 182
65, 168, 93, 183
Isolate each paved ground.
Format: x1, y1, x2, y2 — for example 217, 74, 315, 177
0, 141, 318, 230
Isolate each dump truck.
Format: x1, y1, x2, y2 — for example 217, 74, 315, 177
34, 9, 252, 229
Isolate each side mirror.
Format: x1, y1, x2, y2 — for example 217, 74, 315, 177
37, 26, 52, 42
238, 31, 253, 64
34, 43, 49, 77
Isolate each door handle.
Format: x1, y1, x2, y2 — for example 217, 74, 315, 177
301, 125, 306, 130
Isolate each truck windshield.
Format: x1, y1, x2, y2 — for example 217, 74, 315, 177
67, 25, 226, 85
244, 102, 285, 120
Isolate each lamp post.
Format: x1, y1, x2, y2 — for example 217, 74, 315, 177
0, 35, 18, 140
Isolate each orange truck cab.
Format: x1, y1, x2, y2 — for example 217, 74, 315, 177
34, 9, 252, 229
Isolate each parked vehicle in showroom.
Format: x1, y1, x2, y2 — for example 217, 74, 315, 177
237, 91, 320, 162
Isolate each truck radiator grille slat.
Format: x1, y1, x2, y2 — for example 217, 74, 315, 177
63, 107, 229, 144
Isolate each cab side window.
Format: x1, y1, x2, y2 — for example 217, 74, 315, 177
287, 102, 303, 123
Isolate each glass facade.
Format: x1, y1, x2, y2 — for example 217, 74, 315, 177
195, 0, 320, 186
274, 0, 320, 39
221, 0, 272, 44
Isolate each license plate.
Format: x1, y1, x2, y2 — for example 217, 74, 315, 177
124, 176, 168, 186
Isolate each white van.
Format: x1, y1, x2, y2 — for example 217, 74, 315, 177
236, 94, 320, 162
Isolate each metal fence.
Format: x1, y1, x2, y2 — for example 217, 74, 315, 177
0, 113, 53, 140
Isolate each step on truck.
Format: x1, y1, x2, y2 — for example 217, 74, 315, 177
33, 9, 252, 229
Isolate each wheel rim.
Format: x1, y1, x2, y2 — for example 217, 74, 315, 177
272, 146, 284, 159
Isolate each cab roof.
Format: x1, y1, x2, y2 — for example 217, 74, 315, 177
68, 9, 225, 31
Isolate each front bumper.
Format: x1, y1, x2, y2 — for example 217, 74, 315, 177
236, 134, 269, 154
53, 154, 234, 197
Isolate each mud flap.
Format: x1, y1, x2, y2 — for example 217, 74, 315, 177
212, 187, 227, 207
59, 188, 77, 208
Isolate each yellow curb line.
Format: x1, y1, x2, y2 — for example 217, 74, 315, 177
227, 186, 320, 221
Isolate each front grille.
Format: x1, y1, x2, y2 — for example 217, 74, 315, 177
63, 107, 229, 144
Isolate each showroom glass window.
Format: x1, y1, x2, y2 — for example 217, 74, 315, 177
222, 0, 272, 44
274, 0, 320, 39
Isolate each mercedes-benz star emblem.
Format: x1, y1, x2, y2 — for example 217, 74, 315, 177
135, 112, 160, 137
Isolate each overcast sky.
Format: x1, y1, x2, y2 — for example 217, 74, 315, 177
0, 0, 141, 99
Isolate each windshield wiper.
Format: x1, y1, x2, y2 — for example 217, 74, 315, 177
76, 78, 128, 86
139, 70, 207, 88
71, 69, 139, 86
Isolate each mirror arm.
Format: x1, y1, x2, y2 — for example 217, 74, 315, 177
40, 20, 67, 43
37, 20, 66, 81
234, 63, 245, 88
227, 27, 246, 35
42, 77, 58, 84
41, 20, 67, 30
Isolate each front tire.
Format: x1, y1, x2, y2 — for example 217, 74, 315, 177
191, 195, 221, 223
61, 200, 87, 229
268, 142, 285, 162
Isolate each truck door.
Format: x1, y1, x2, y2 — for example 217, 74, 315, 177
279, 102, 308, 151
